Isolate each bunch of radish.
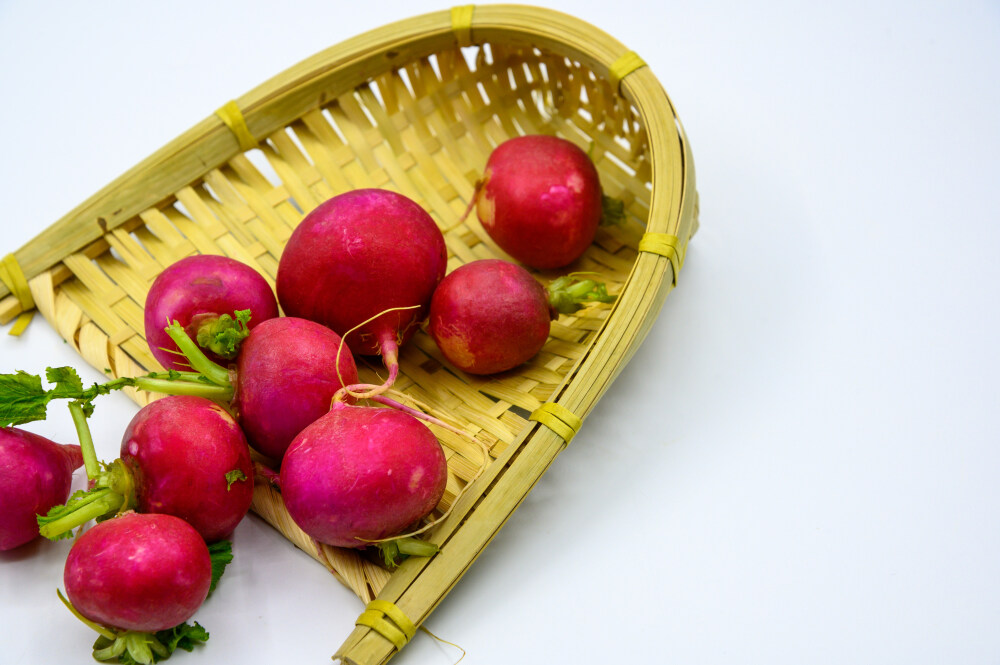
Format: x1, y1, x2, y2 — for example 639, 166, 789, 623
0, 132, 621, 662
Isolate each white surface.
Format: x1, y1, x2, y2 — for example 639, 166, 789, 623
2, 1, 1000, 663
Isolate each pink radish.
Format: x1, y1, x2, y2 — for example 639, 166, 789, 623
158, 316, 360, 462
280, 401, 448, 549
471, 135, 608, 269
119, 396, 253, 542
64, 513, 211, 631
428, 259, 615, 375
0, 427, 82, 550
232, 317, 360, 460
39, 396, 253, 543
276, 189, 447, 394
144, 254, 279, 372
62, 512, 211, 663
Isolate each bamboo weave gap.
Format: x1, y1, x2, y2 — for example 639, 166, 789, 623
5, 6, 696, 665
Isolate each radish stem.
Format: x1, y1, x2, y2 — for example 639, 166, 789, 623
164, 321, 231, 387
68, 402, 100, 481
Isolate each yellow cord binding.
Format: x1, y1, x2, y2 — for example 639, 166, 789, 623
451, 5, 475, 47
529, 402, 583, 444
638, 232, 685, 284
355, 600, 417, 652
215, 100, 258, 152
0, 253, 36, 336
608, 51, 647, 93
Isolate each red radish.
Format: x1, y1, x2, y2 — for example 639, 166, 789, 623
232, 317, 360, 460
157, 316, 360, 462
120, 396, 253, 542
473, 135, 604, 269
64, 512, 210, 633
428, 259, 616, 375
276, 189, 447, 394
280, 401, 448, 549
39, 396, 253, 543
144, 254, 279, 372
0, 428, 82, 550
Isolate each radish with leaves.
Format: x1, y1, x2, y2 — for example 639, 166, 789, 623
0, 426, 82, 550
428, 259, 616, 375
466, 135, 624, 269
158, 315, 360, 462
33, 391, 253, 543
144, 254, 279, 371
276, 189, 447, 396
60, 512, 224, 664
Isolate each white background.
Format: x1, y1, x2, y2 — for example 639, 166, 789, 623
2, 1, 999, 663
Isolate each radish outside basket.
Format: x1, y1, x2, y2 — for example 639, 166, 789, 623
0, 5, 698, 663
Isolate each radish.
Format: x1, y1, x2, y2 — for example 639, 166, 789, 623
62, 512, 212, 664
38, 395, 253, 543
118, 396, 254, 542
276, 189, 447, 395
144, 254, 279, 372
0, 427, 82, 550
159, 316, 360, 461
427, 259, 616, 375
280, 400, 448, 549
469, 135, 620, 269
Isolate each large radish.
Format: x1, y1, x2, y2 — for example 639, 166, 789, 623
276, 189, 447, 395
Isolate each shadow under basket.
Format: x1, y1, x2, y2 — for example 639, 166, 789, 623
0, 5, 698, 664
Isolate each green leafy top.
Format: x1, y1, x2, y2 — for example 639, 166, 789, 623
194, 309, 252, 360
0, 366, 138, 427
92, 622, 210, 664
600, 194, 627, 226
206, 540, 234, 596
0, 366, 233, 429
547, 273, 618, 316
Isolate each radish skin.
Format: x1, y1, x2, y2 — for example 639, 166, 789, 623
276, 189, 447, 393
428, 259, 554, 375
144, 255, 278, 372
428, 259, 616, 375
280, 401, 448, 549
232, 317, 360, 461
0, 428, 82, 550
64, 512, 211, 632
475, 135, 603, 269
121, 396, 254, 542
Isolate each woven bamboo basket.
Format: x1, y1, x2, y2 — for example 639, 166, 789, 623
0, 4, 697, 663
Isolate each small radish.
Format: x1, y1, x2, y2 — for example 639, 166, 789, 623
469, 135, 619, 269
38, 396, 253, 543
62, 512, 212, 664
276, 189, 447, 395
159, 316, 360, 462
280, 400, 448, 549
427, 259, 616, 375
0, 427, 82, 550
119, 396, 254, 542
144, 254, 279, 372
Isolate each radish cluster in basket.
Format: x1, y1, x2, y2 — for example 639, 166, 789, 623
0, 134, 621, 664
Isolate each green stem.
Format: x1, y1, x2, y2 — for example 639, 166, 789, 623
68, 401, 100, 480
37, 488, 125, 540
164, 321, 232, 387
134, 377, 234, 402
394, 537, 440, 558
547, 274, 617, 315
58, 589, 117, 640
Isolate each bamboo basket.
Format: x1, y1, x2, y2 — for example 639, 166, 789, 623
0, 5, 697, 663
